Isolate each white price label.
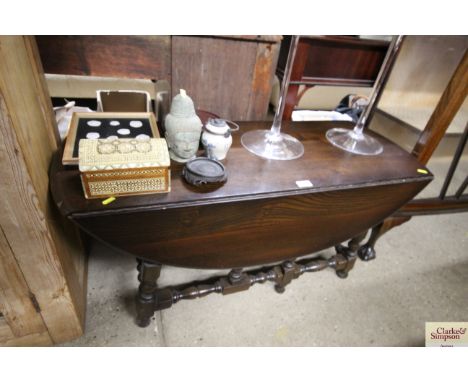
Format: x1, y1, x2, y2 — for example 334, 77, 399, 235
296, 180, 313, 188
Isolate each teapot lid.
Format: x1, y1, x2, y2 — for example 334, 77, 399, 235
208, 118, 228, 127
205, 118, 230, 135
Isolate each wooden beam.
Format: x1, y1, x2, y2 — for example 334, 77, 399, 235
1, 331, 53, 346
412, 50, 468, 164
0, 317, 15, 343
0, 225, 48, 337
0, 36, 86, 345
396, 196, 468, 216
357, 46, 467, 255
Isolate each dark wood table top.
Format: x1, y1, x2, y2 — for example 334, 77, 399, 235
50, 121, 432, 218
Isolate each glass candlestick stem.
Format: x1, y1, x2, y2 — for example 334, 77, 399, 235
241, 35, 304, 160
326, 35, 405, 155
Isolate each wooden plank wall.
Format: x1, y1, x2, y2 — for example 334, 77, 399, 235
171, 36, 280, 120
35, 35, 281, 121
35, 35, 172, 81
0, 36, 86, 345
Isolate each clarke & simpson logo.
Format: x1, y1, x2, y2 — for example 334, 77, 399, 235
425, 322, 468, 347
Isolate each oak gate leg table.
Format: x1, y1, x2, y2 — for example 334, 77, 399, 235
50, 121, 432, 327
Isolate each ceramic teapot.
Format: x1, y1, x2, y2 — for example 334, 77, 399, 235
201, 118, 239, 160
164, 89, 202, 163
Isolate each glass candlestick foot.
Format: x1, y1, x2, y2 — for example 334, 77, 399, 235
241, 129, 304, 160
326, 128, 383, 156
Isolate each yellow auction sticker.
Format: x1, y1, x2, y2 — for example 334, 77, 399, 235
102, 197, 116, 205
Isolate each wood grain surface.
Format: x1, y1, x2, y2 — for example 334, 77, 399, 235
50, 121, 431, 269
171, 36, 279, 120
36, 36, 171, 80
0, 318, 15, 343
412, 50, 468, 164
77, 181, 427, 269
36, 36, 280, 121
279, 36, 390, 85
0, 226, 48, 337
246, 41, 281, 120
171, 36, 257, 120
51, 121, 432, 217
0, 331, 53, 347
279, 36, 390, 120
0, 36, 85, 345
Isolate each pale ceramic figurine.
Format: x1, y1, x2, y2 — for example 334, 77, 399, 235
164, 89, 202, 163
201, 118, 239, 160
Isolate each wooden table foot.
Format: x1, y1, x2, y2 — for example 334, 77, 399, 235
333, 232, 367, 278
358, 224, 381, 262
136, 259, 162, 328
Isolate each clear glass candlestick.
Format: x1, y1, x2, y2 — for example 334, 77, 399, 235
241, 36, 304, 160
326, 35, 404, 156
325, 124, 384, 156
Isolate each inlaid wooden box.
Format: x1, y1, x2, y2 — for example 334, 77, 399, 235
63, 112, 160, 165
78, 137, 170, 199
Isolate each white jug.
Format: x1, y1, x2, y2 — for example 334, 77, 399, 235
201, 118, 239, 160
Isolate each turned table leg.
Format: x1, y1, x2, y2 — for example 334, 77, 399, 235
334, 232, 367, 278
136, 259, 162, 328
